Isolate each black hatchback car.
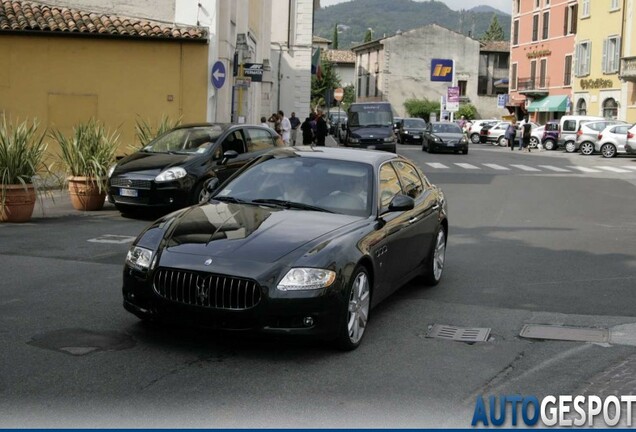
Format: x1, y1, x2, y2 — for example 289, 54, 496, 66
107, 124, 282, 213
123, 147, 448, 350
398, 118, 428, 144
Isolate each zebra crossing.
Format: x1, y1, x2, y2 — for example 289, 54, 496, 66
421, 162, 636, 175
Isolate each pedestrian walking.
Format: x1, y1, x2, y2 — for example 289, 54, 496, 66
315, 110, 328, 146
289, 112, 300, 146
279, 110, 291, 146
301, 117, 313, 144
310, 113, 318, 143
521, 116, 532, 152
505, 120, 517, 151
268, 112, 281, 137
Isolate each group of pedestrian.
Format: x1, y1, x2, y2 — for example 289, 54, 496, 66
505, 115, 532, 152
261, 110, 327, 146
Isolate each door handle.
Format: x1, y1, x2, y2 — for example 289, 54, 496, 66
409, 216, 418, 224
432, 204, 440, 211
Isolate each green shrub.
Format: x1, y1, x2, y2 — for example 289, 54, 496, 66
404, 98, 440, 121
135, 115, 182, 149
457, 104, 478, 120
0, 116, 48, 186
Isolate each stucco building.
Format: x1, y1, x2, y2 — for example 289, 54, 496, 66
351, 24, 507, 119
324, 49, 356, 87
509, 0, 577, 123
620, 0, 636, 123
572, 0, 623, 120
0, 1, 207, 152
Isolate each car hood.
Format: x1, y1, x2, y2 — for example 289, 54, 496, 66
114, 151, 199, 175
162, 202, 363, 263
349, 126, 392, 139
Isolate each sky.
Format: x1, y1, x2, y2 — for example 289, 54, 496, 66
320, 0, 512, 14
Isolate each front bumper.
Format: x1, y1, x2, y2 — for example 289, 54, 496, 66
123, 266, 346, 338
108, 175, 195, 209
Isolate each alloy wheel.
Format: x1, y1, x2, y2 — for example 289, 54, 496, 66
580, 142, 594, 155
347, 271, 370, 344
601, 144, 616, 158
433, 228, 446, 282
565, 141, 576, 153
529, 137, 539, 148
544, 140, 556, 151
470, 133, 480, 144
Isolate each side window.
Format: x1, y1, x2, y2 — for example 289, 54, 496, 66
562, 120, 577, 132
246, 128, 275, 153
221, 130, 246, 155
614, 126, 629, 134
392, 160, 424, 199
379, 163, 403, 210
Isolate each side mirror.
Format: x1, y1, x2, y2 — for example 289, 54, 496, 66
341, 123, 347, 131
219, 150, 239, 165
202, 178, 220, 202
387, 194, 415, 212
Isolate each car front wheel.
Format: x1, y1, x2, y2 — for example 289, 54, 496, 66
544, 139, 556, 151
422, 225, 446, 286
497, 136, 506, 146
601, 143, 617, 158
470, 133, 480, 144
335, 266, 371, 351
529, 137, 539, 148
565, 141, 576, 153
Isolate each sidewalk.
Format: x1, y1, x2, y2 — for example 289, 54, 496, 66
31, 190, 117, 220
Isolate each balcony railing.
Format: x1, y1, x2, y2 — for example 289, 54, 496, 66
516, 77, 550, 93
620, 56, 636, 82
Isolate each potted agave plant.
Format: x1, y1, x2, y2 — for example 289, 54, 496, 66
52, 120, 119, 211
0, 116, 49, 223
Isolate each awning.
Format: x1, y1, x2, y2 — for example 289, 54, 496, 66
527, 95, 569, 112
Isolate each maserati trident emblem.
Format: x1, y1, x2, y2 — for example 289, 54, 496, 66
196, 276, 210, 303
204, 258, 213, 266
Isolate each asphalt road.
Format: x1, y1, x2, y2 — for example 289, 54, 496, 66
1, 139, 636, 427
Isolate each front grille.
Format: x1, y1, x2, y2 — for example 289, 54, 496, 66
110, 178, 152, 189
113, 196, 149, 204
360, 138, 386, 145
153, 268, 261, 310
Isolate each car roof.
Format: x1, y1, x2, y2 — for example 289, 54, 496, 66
263, 146, 397, 167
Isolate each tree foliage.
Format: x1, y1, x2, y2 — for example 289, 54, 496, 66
457, 104, 478, 120
481, 14, 505, 41
364, 29, 373, 42
311, 56, 341, 108
404, 98, 440, 122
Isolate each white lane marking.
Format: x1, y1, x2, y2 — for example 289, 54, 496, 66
597, 166, 631, 173
426, 163, 449, 169
538, 165, 571, 172
510, 164, 541, 172
454, 163, 480, 170
568, 166, 602, 173
482, 163, 510, 170
88, 235, 137, 244
621, 166, 636, 171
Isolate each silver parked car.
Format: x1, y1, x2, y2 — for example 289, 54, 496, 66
575, 120, 627, 155
596, 124, 632, 158
468, 119, 499, 144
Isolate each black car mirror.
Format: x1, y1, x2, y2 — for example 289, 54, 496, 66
219, 150, 239, 165
387, 194, 415, 212
204, 177, 220, 195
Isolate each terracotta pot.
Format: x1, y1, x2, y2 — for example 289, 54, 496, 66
0, 184, 36, 223
67, 176, 106, 211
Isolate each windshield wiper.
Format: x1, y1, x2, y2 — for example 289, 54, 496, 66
251, 198, 333, 213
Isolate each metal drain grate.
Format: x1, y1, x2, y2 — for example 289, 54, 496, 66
519, 324, 609, 343
426, 324, 491, 342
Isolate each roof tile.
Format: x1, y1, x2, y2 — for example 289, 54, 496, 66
0, 0, 207, 41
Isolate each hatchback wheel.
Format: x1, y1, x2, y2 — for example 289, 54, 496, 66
544, 139, 556, 151
422, 225, 446, 286
529, 137, 539, 148
470, 133, 480, 144
335, 266, 371, 351
601, 143, 617, 158
580, 142, 594, 155
497, 136, 506, 147
565, 141, 576, 153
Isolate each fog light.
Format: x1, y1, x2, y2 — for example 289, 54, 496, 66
303, 316, 314, 327
169, 197, 174, 203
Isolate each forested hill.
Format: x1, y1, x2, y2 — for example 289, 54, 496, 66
314, 0, 511, 48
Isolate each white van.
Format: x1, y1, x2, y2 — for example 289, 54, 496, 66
554, 115, 604, 151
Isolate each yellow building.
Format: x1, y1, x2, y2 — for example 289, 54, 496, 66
0, 1, 208, 155
572, 0, 623, 119
620, 0, 636, 122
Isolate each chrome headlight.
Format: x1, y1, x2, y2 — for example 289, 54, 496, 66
155, 167, 187, 182
384, 137, 394, 143
277, 268, 336, 291
433, 136, 441, 142
348, 137, 360, 144
460, 137, 468, 143
126, 246, 154, 271
107, 164, 117, 178
404, 131, 409, 134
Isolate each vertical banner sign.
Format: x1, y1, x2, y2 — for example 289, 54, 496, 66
431, 59, 454, 82
497, 94, 509, 109
447, 87, 460, 112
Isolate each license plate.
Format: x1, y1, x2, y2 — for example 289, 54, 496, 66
413, 135, 420, 139
367, 145, 376, 150
120, 188, 138, 197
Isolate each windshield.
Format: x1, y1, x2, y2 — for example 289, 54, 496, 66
349, 105, 393, 127
216, 157, 373, 217
403, 119, 426, 128
432, 123, 462, 134
143, 126, 224, 154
